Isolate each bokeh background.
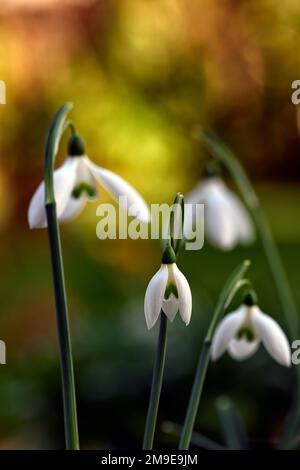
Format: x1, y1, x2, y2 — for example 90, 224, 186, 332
0, 0, 299, 449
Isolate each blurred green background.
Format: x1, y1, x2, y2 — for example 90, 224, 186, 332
0, 0, 299, 449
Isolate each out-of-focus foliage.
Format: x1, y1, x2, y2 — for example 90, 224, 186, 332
0, 0, 299, 449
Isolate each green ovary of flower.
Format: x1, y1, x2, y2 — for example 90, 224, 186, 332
164, 282, 178, 299
72, 182, 96, 199
236, 325, 255, 342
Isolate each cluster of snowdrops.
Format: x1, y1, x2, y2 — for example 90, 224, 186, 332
27, 104, 295, 450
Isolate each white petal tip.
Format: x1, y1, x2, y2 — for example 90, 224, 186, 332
278, 354, 292, 368
211, 349, 221, 362
28, 218, 47, 230
145, 315, 157, 330
183, 314, 191, 326
251, 308, 292, 368
147, 317, 160, 330
213, 241, 235, 251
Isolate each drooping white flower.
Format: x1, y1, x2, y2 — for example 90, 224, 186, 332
144, 245, 192, 330
185, 176, 254, 250
211, 301, 291, 367
28, 135, 150, 229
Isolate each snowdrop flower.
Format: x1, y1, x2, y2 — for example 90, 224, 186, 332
28, 134, 150, 228
144, 243, 192, 330
211, 293, 291, 367
185, 169, 254, 250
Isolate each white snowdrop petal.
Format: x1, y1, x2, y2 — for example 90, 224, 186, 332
211, 306, 246, 361
171, 264, 192, 326
183, 199, 204, 242
85, 157, 150, 223
186, 177, 254, 250
28, 180, 48, 229
228, 338, 259, 361
144, 265, 168, 330
224, 190, 255, 244
206, 193, 240, 250
59, 196, 87, 222
28, 158, 78, 229
185, 180, 211, 205
162, 294, 178, 322
184, 179, 216, 240
251, 307, 291, 367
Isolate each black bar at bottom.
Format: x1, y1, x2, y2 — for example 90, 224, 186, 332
0, 450, 297, 467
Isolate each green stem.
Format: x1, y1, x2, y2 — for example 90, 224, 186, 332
170, 192, 184, 254
44, 103, 79, 450
195, 129, 299, 448
162, 421, 225, 450
178, 339, 211, 451
279, 383, 300, 448
179, 260, 250, 450
62, 120, 77, 137
46, 203, 79, 449
143, 313, 168, 450
216, 396, 246, 450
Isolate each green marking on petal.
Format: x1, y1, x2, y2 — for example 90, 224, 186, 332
72, 182, 96, 199
164, 282, 178, 299
236, 325, 256, 342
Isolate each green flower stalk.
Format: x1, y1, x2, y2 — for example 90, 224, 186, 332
162, 421, 225, 450
169, 192, 185, 254
179, 260, 251, 450
143, 194, 191, 450
216, 396, 246, 450
142, 312, 168, 450
44, 103, 79, 449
